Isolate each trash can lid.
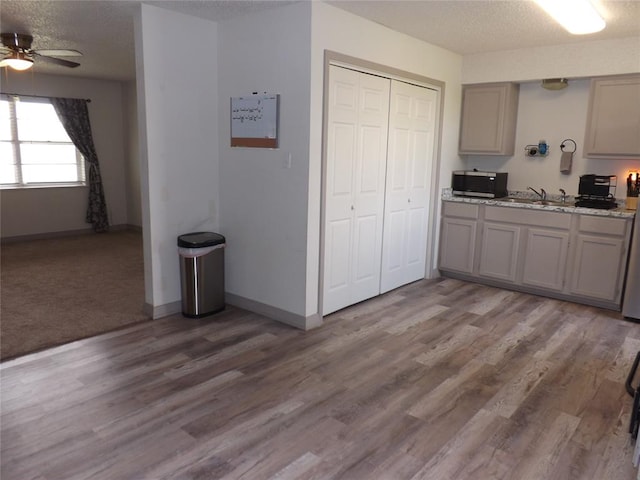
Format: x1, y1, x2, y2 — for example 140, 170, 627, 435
177, 232, 225, 248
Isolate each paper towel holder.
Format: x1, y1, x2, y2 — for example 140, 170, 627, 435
560, 138, 576, 153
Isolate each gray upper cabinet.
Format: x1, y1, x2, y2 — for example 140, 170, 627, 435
458, 83, 519, 155
584, 74, 640, 158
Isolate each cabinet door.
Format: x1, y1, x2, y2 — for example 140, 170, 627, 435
323, 66, 390, 315
522, 229, 569, 291
439, 218, 477, 274
380, 80, 437, 293
585, 75, 640, 157
570, 234, 625, 301
458, 83, 519, 155
478, 222, 520, 282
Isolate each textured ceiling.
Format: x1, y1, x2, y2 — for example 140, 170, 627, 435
330, 0, 640, 54
1, 0, 639, 82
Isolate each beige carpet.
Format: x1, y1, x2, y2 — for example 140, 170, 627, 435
1, 230, 149, 360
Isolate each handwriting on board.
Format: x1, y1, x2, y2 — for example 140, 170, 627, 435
231, 94, 279, 148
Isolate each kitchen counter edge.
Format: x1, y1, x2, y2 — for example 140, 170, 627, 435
442, 192, 636, 219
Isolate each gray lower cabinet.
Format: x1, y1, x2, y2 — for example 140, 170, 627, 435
478, 222, 520, 282
569, 215, 630, 303
479, 206, 571, 292
521, 228, 570, 292
439, 201, 633, 310
439, 202, 479, 274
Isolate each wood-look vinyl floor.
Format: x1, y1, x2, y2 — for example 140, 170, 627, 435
2, 278, 640, 480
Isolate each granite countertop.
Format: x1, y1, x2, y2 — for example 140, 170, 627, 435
442, 189, 636, 219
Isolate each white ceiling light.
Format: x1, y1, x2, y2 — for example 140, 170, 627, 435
0, 51, 34, 71
534, 0, 606, 35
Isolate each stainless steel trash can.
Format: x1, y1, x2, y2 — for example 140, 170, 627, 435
177, 232, 225, 318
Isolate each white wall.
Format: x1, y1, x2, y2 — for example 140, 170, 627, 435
217, 2, 313, 323
309, 2, 464, 316
0, 73, 129, 238
462, 37, 640, 84
135, 4, 219, 314
461, 37, 640, 199
215, 2, 464, 326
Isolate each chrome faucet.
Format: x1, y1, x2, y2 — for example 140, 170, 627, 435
528, 186, 546, 201
559, 188, 567, 204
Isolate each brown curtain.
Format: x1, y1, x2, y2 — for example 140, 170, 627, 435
51, 97, 109, 232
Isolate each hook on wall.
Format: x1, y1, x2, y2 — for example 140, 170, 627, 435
560, 138, 577, 153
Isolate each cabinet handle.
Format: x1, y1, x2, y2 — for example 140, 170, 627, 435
351, 205, 354, 211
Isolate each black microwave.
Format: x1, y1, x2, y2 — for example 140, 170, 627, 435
452, 170, 508, 198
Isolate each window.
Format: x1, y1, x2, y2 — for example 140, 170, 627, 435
0, 96, 85, 189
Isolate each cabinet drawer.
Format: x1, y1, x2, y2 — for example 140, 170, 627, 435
579, 215, 628, 236
443, 201, 479, 219
485, 206, 571, 229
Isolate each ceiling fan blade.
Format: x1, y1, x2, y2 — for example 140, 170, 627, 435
34, 53, 80, 68
33, 49, 82, 57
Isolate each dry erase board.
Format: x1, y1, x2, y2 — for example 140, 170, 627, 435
230, 94, 279, 148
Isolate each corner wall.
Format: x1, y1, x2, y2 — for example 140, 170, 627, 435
135, 4, 220, 314
217, 2, 314, 326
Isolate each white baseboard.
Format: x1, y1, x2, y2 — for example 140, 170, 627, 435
145, 295, 323, 331
144, 300, 181, 319
225, 293, 323, 331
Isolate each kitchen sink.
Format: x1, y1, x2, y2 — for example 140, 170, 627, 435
500, 198, 569, 207
532, 200, 569, 206
502, 197, 535, 204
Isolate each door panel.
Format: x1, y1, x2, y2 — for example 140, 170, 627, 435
353, 214, 379, 283
323, 65, 390, 314
329, 124, 355, 197
323, 218, 351, 314
380, 80, 437, 293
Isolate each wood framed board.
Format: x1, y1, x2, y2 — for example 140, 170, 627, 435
230, 94, 279, 148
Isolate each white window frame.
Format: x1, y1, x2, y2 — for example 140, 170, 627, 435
0, 95, 86, 190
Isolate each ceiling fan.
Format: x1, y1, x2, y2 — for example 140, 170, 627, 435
0, 33, 82, 71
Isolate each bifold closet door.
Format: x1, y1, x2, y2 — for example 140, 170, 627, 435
323, 65, 390, 315
380, 81, 438, 293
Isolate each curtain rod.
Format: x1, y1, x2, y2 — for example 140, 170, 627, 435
0, 92, 91, 103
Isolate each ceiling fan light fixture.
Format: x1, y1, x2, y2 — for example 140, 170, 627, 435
534, 0, 606, 35
542, 78, 569, 90
0, 51, 34, 71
